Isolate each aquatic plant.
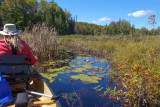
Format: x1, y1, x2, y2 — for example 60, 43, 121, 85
71, 74, 100, 83
62, 91, 82, 107
41, 71, 65, 83
47, 66, 69, 73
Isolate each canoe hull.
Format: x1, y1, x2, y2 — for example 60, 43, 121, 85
28, 68, 61, 107
8, 68, 61, 107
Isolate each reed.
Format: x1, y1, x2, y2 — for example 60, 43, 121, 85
21, 23, 57, 61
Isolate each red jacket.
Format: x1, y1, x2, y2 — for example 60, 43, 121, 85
0, 39, 37, 65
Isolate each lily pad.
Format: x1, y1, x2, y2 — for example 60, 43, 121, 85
71, 74, 99, 83
90, 76, 102, 80
47, 66, 69, 73
87, 71, 96, 75
41, 73, 52, 80
72, 64, 93, 72
41, 70, 65, 83
42, 63, 50, 67
72, 68, 84, 72
49, 61, 56, 65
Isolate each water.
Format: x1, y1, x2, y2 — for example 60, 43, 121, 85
41, 56, 121, 107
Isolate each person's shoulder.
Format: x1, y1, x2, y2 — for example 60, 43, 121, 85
0, 39, 5, 43
21, 40, 30, 49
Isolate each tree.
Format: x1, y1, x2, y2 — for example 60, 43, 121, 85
155, 26, 160, 35
121, 20, 131, 35
107, 21, 118, 35
0, 0, 5, 28
0, 0, 38, 30
37, 0, 48, 22
140, 27, 148, 35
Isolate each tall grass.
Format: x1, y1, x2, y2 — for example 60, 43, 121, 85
58, 35, 160, 106
21, 23, 57, 61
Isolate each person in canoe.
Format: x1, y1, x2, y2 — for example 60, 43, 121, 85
0, 23, 37, 106
0, 23, 37, 65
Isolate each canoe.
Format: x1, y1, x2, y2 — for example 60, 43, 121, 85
6, 68, 61, 107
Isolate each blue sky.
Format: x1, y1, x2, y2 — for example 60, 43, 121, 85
51, 0, 160, 29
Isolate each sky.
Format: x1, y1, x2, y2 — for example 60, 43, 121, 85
51, 0, 160, 29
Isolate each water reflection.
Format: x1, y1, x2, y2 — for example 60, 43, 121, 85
40, 56, 121, 107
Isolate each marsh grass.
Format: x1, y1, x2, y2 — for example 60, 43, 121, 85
21, 23, 58, 61
111, 37, 160, 106
58, 35, 160, 106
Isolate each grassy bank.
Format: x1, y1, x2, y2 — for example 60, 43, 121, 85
58, 35, 160, 106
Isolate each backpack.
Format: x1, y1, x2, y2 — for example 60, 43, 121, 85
0, 73, 13, 107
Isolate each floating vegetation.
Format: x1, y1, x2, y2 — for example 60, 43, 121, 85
97, 87, 104, 91
72, 65, 91, 72
41, 73, 52, 80
62, 91, 82, 106
93, 85, 101, 90
87, 71, 96, 76
42, 58, 72, 67
42, 56, 111, 84
41, 63, 51, 67
47, 66, 69, 73
93, 85, 104, 91
90, 76, 102, 80
41, 71, 65, 83
71, 74, 99, 83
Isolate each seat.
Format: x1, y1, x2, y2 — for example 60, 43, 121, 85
0, 54, 30, 75
0, 54, 38, 91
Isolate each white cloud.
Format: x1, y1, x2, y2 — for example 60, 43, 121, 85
128, 10, 155, 17
92, 17, 111, 23
153, 0, 160, 2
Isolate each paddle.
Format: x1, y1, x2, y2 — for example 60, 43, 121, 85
28, 99, 57, 106
25, 90, 60, 100
7, 90, 60, 107
7, 99, 56, 107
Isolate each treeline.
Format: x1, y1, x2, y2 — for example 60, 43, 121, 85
75, 19, 160, 36
0, 0, 75, 35
0, 0, 160, 36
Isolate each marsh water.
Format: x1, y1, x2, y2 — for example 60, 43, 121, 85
40, 56, 121, 107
